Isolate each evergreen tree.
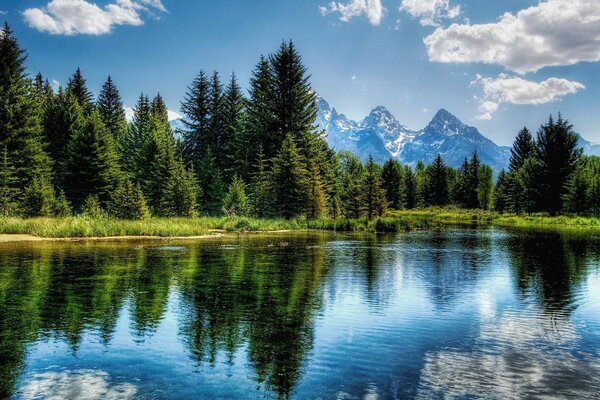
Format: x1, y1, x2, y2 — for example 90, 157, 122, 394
67, 68, 93, 113
426, 154, 449, 207
415, 161, 428, 208
180, 70, 211, 168
222, 72, 245, 181
197, 151, 225, 216
0, 23, 53, 201
97, 76, 127, 157
339, 151, 363, 218
466, 152, 480, 208
477, 164, 493, 210
270, 135, 308, 219
81, 194, 104, 218
248, 145, 272, 217
245, 56, 275, 165
587, 176, 600, 216
0, 146, 19, 215
381, 158, 404, 210
269, 41, 319, 157
208, 71, 225, 164
493, 170, 511, 213
361, 155, 386, 219
44, 89, 86, 176
162, 161, 199, 218
222, 175, 249, 216
534, 114, 582, 214
62, 110, 122, 208
53, 190, 72, 217
404, 166, 417, 210
509, 127, 535, 173
306, 163, 327, 219
22, 175, 56, 217
108, 179, 150, 220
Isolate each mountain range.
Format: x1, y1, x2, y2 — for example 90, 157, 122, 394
316, 96, 511, 172
167, 96, 599, 173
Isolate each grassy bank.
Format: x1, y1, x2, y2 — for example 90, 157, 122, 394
0, 210, 599, 239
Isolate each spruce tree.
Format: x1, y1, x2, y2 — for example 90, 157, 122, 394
162, 161, 199, 218
222, 175, 249, 216
248, 145, 272, 217
466, 152, 480, 208
180, 70, 211, 168
0, 23, 53, 203
306, 163, 328, 219
361, 155, 387, 219
339, 151, 363, 218
67, 68, 94, 113
270, 135, 308, 219
381, 158, 404, 210
108, 179, 150, 220
97, 76, 128, 158
197, 151, 225, 216
269, 41, 319, 157
245, 56, 275, 166
208, 71, 225, 163
404, 166, 417, 210
0, 146, 19, 215
23, 175, 56, 217
509, 127, 535, 173
426, 154, 449, 207
62, 110, 122, 208
222, 72, 246, 180
534, 114, 582, 215
477, 165, 493, 210
493, 170, 511, 213
81, 195, 104, 218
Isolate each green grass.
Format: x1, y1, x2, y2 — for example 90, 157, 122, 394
0, 209, 599, 239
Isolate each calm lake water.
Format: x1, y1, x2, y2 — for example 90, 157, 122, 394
1, 228, 600, 399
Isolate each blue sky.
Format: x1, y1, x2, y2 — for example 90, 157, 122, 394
1, 0, 599, 145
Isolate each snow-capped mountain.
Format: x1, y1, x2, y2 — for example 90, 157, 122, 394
577, 134, 600, 156
317, 97, 510, 171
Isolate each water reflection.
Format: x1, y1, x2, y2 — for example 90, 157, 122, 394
0, 230, 598, 399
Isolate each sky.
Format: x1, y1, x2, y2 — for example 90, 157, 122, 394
1, 0, 599, 145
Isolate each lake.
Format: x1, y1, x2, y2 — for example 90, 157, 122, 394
1, 228, 599, 399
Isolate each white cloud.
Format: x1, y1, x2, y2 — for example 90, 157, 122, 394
319, 0, 385, 26
400, 0, 460, 27
472, 74, 585, 120
167, 109, 182, 121
23, 0, 166, 36
424, 0, 600, 73
0, 11, 7, 15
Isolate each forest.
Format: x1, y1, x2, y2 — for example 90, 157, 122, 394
0, 23, 598, 222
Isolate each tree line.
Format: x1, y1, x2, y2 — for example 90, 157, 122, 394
0, 23, 597, 220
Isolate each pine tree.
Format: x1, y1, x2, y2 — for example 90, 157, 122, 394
62, 110, 122, 208
81, 194, 104, 218
426, 154, 449, 207
197, 151, 225, 216
587, 176, 600, 216
162, 161, 199, 218
97, 76, 128, 158
270, 135, 308, 219
477, 164, 493, 210
269, 41, 319, 157
180, 70, 211, 168
338, 151, 363, 218
509, 127, 535, 173
381, 158, 404, 210
108, 180, 150, 220
0, 23, 53, 203
415, 161, 428, 208
306, 163, 327, 219
53, 190, 72, 217
208, 71, 225, 164
67, 68, 93, 113
466, 152, 480, 208
222, 175, 249, 216
0, 146, 19, 215
222, 72, 246, 181
534, 114, 582, 215
245, 56, 275, 166
248, 145, 272, 217
493, 170, 511, 213
404, 166, 417, 210
23, 175, 56, 217
361, 155, 386, 219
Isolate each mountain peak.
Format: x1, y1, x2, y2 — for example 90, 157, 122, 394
432, 108, 459, 123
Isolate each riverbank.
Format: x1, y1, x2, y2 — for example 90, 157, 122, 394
0, 210, 598, 241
